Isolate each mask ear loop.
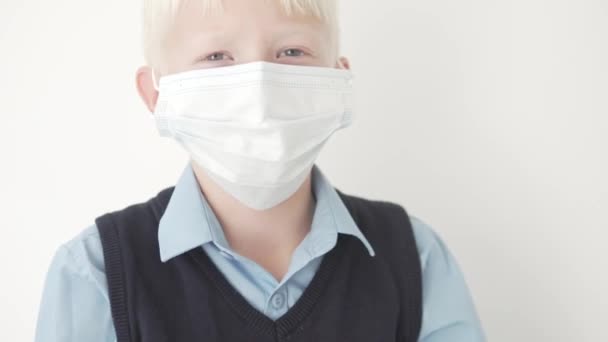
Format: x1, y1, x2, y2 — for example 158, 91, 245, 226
151, 68, 160, 91
151, 68, 172, 136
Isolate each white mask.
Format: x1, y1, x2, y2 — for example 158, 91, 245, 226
153, 61, 354, 210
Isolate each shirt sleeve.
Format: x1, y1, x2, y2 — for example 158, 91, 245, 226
35, 239, 116, 342
410, 216, 486, 342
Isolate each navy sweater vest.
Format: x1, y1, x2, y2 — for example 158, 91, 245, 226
96, 186, 422, 342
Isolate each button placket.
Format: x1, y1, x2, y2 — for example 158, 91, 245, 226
271, 291, 285, 310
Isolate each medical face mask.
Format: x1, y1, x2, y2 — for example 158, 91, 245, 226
153, 61, 354, 210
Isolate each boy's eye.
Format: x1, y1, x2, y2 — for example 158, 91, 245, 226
279, 48, 306, 58
204, 52, 230, 61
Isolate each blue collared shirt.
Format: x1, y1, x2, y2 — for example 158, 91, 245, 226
35, 163, 485, 342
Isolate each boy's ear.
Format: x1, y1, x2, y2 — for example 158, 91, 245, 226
135, 66, 159, 114
336, 56, 351, 70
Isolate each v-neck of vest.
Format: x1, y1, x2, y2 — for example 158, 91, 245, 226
188, 235, 351, 339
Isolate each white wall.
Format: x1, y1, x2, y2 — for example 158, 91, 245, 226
1, 0, 606, 341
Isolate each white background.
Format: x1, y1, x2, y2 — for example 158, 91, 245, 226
1, 0, 606, 341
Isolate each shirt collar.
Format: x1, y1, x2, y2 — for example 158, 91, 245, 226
309, 166, 375, 256
157, 162, 220, 262
158, 162, 375, 262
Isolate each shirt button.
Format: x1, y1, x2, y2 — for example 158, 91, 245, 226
271, 292, 286, 310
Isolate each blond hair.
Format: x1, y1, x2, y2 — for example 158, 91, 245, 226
142, 0, 340, 74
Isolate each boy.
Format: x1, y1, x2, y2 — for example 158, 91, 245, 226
35, 0, 485, 341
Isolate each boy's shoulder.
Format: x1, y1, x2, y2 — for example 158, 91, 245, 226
337, 190, 443, 260
58, 223, 107, 287
407, 215, 446, 267
53, 187, 172, 281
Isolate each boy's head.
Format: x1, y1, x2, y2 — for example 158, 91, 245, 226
136, 0, 349, 112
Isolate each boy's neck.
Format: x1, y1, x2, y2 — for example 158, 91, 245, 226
191, 161, 315, 281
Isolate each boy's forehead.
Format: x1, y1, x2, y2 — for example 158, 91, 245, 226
169, 0, 328, 38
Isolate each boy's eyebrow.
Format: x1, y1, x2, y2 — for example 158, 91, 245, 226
274, 28, 320, 38
183, 29, 235, 48
183, 28, 323, 49
271, 26, 326, 44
